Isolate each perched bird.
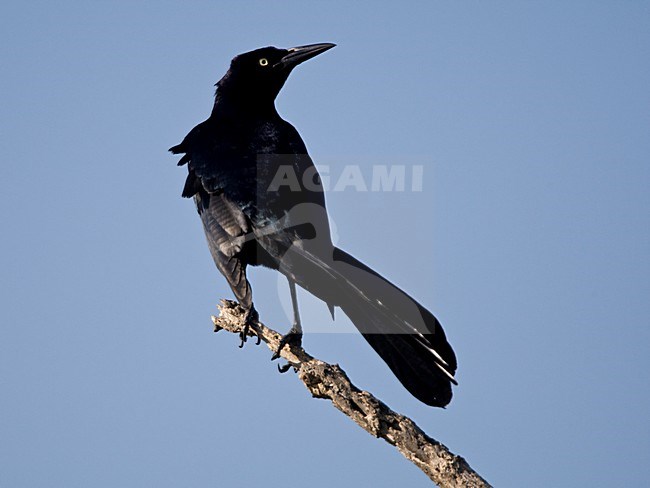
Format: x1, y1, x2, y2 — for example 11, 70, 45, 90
170, 44, 458, 407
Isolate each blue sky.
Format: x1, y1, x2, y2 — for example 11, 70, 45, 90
1, 2, 648, 486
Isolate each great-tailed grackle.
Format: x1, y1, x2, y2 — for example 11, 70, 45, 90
170, 44, 458, 407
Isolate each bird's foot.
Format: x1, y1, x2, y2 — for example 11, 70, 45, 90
271, 325, 302, 361
238, 307, 260, 348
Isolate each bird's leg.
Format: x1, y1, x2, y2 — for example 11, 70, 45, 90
271, 279, 303, 361
239, 304, 260, 348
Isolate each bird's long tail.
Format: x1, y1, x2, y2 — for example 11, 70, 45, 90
272, 242, 457, 407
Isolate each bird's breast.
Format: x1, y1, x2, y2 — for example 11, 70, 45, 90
246, 121, 284, 154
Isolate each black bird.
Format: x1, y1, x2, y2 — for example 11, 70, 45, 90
170, 44, 457, 407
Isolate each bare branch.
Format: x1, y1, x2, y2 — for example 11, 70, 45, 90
212, 299, 491, 488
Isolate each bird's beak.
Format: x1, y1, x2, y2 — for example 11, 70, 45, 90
275, 43, 336, 70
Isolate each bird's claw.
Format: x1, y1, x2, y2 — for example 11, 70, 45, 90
238, 307, 260, 348
277, 362, 297, 373
271, 326, 302, 361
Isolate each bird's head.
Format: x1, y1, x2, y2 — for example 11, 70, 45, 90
215, 43, 336, 110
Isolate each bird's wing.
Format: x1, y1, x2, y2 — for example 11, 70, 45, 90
198, 191, 254, 307
171, 122, 257, 303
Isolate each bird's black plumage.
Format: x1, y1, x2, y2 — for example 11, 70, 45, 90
170, 44, 457, 407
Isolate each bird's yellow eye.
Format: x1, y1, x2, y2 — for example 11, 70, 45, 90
259, 58, 268, 66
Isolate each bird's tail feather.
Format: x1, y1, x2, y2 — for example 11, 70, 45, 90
271, 242, 457, 407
